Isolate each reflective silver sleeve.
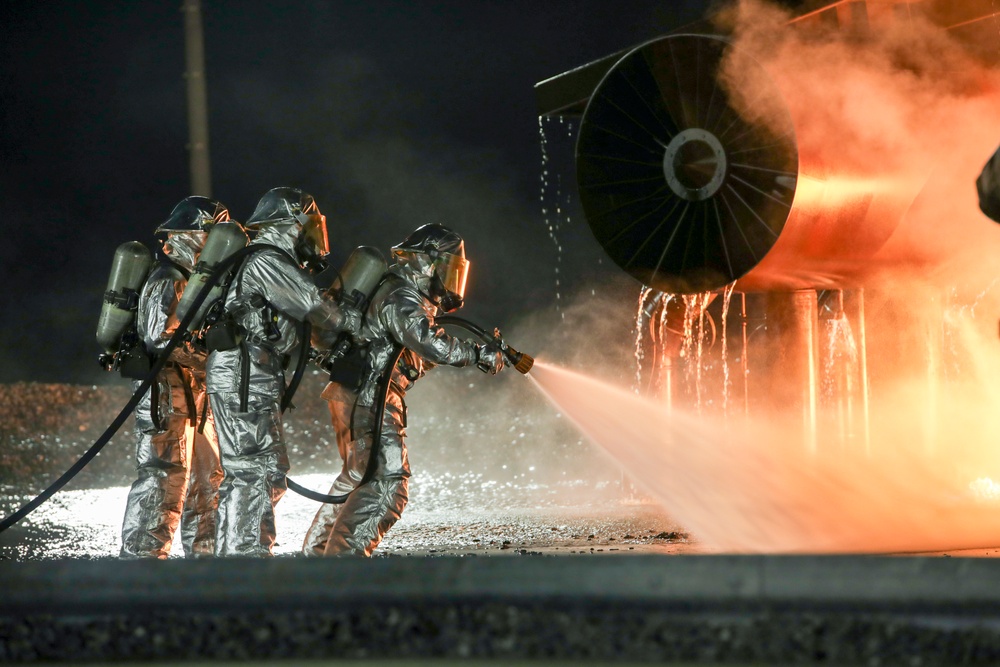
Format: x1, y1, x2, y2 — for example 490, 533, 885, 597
381, 286, 478, 367
241, 250, 326, 323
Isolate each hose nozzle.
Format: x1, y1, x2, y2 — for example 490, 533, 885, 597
502, 344, 534, 375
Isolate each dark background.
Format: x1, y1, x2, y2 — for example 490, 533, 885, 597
0, 0, 805, 384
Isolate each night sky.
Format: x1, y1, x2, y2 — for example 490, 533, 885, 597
6, 0, 1000, 575
2, 1, 811, 384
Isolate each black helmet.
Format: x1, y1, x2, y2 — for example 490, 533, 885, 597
156, 196, 230, 236
392, 224, 469, 312
246, 187, 330, 265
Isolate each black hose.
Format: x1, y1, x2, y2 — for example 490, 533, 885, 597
280, 320, 310, 413
0, 244, 263, 534
286, 344, 402, 505
436, 315, 493, 342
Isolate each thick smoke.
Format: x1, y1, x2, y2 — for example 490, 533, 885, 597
523, 1, 1000, 553
716, 0, 1000, 269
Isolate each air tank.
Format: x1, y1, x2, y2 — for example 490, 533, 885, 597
96, 241, 154, 354
329, 246, 388, 309
175, 221, 248, 329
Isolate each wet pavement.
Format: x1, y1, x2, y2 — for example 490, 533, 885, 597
0, 472, 702, 560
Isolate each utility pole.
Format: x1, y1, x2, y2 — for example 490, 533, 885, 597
182, 0, 212, 196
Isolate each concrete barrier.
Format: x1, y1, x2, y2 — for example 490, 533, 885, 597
3, 555, 1000, 663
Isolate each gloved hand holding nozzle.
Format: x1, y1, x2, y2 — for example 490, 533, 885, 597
476, 332, 505, 375
476, 328, 534, 375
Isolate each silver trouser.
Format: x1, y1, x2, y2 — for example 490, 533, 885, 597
311, 384, 409, 558
322, 477, 408, 557
210, 390, 288, 557
121, 367, 221, 558
302, 384, 358, 556
180, 402, 223, 557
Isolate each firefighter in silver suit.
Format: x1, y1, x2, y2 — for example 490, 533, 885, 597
302, 224, 505, 557
120, 196, 229, 559
206, 187, 360, 557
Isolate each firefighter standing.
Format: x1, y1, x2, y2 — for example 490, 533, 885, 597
120, 196, 228, 559
206, 187, 360, 557
302, 224, 505, 557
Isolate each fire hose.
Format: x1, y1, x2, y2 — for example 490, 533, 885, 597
0, 244, 337, 532
284, 315, 533, 504
0, 255, 534, 531
0, 244, 267, 533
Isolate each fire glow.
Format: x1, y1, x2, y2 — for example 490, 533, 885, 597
523, 0, 1000, 554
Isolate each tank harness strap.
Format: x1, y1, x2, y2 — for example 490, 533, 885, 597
171, 364, 198, 427
238, 341, 251, 412
229, 245, 290, 412
149, 376, 161, 429
197, 392, 209, 434
345, 272, 396, 443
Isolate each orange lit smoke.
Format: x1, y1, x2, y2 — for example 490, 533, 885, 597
530, 339, 1000, 554
526, 1, 1000, 553
717, 0, 1000, 289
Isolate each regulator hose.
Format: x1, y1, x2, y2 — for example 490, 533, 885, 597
0, 243, 265, 534
280, 320, 311, 414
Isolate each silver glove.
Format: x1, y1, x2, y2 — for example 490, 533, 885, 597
476, 340, 505, 375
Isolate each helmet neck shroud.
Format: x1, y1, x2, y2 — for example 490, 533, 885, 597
246, 187, 329, 271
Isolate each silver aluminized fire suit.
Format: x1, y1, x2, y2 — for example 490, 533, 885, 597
120, 235, 223, 558
301, 261, 481, 557
206, 223, 353, 557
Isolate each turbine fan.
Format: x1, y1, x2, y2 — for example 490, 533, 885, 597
576, 34, 798, 294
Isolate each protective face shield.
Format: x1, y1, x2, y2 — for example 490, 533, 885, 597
431, 251, 469, 312
294, 211, 331, 269
391, 224, 469, 312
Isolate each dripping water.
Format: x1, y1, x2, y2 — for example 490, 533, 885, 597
720, 282, 737, 416
538, 116, 576, 320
